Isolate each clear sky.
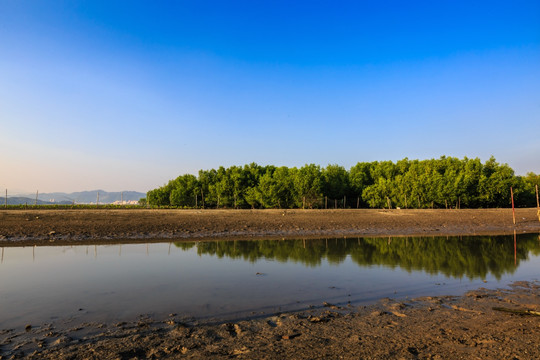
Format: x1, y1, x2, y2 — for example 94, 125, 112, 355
1, 1, 539, 193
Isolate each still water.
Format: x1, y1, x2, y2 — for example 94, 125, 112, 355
1, 234, 539, 328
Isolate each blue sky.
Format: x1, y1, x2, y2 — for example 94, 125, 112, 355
1, 1, 539, 193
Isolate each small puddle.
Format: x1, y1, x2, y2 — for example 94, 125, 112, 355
1, 234, 539, 329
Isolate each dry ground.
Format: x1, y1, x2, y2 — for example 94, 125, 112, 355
1, 208, 539, 246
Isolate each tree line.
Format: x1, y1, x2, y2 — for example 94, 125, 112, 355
145, 156, 539, 209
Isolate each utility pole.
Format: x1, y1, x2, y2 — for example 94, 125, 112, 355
510, 187, 515, 225
536, 184, 540, 210
536, 184, 540, 221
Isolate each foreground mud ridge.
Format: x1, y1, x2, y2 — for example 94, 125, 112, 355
1, 208, 540, 245
1, 282, 539, 359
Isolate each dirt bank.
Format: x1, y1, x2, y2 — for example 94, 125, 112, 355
1, 208, 539, 246
1, 281, 539, 359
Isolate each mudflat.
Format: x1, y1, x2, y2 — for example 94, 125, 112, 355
1, 282, 539, 359
1, 208, 540, 245
1, 208, 539, 359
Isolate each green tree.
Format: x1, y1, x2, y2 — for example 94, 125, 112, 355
322, 164, 350, 202
145, 156, 535, 209
170, 174, 199, 207
478, 157, 515, 207
349, 162, 373, 207
244, 186, 262, 209
272, 166, 296, 208
516, 172, 539, 207
294, 164, 323, 208
198, 169, 217, 208
147, 183, 173, 206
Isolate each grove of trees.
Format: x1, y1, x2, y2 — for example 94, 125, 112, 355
146, 156, 539, 209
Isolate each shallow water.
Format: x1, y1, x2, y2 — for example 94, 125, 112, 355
1, 234, 539, 329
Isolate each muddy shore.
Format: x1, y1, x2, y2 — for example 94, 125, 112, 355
1, 208, 540, 246
1, 282, 539, 359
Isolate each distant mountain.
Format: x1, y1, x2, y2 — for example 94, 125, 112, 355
13, 190, 146, 204
3, 197, 72, 205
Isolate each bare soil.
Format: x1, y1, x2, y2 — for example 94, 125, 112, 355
1, 209, 539, 359
1, 282, 539, 359
1, 208, 540, 246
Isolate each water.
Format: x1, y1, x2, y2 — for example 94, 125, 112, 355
1, 234, 539, 329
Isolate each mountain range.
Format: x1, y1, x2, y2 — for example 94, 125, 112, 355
10, 190, 146, 205
3, 197, 72, 205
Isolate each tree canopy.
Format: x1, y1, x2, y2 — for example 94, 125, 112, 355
147, 157, 539, 209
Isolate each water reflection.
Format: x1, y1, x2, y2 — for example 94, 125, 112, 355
1, 234, 539, 329
177, 234, 540, 280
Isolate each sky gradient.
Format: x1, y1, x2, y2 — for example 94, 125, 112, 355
1, 1, 539, 193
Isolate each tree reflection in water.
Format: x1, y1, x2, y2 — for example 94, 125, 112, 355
176, 234, 540, 280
